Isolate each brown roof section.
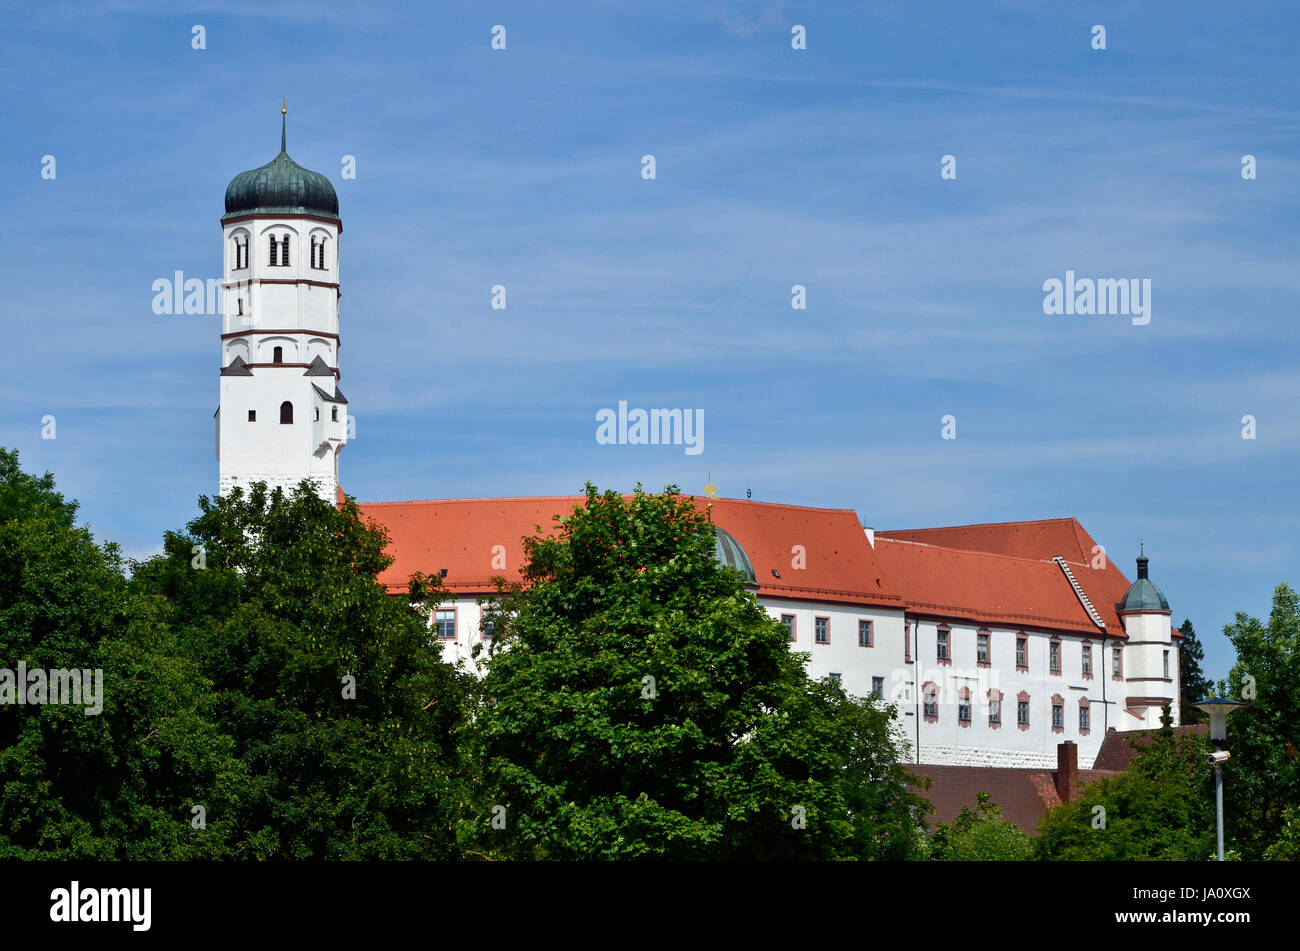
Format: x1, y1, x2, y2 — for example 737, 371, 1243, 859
908, 763, 1115, 835
880, 517, 1151, 636
1091, 724, 1208, 772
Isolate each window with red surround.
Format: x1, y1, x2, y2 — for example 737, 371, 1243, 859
1051, 694, 1065, 734
814, 616, 830, 645
1049, 635, 1062, 675
988, 689, 1003, 729
1112, 646, 1123, 680
434, 607, 456, 641
858, 618, 873, 648
976, 628, 991, 667
922, 682, 939, 723
1015, 633, 1028, 672
1079, 697, 1091, 735
936, 624, 951, 666
1082, 640, 1093, 680
904, 622, 911, 662
780, 614, 796, 643
1017, 690, 1030, 731
958, 687, 972, 727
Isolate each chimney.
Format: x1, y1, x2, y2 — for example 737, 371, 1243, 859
1056, 740, 1079, 803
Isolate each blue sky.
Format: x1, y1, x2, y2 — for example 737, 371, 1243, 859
2, 1, 1297, 680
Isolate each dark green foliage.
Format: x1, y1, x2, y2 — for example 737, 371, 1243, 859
1219, 583, 1300, 859
467, 484, 929, 859
1035, 720, 1214, 860
0, 447, 475, 859
0, 448, 130, 858
1178, 619, 1211, 725
126, 482, 476, 859
927, 792, 1034, 861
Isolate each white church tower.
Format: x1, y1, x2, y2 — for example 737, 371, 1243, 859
216, 103, 348, 503
1117, 548, 1179, 729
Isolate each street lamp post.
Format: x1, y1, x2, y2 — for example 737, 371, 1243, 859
1193, 697, 1246, 862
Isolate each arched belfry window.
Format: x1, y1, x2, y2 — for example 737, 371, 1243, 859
272, 346, 283, 364
268, 235, 279, 266
318, 236, 327, 270
331, 406, 338, 421
280, 234, 290, 267
280, 401, 293, 424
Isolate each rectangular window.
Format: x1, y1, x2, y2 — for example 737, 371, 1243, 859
481, 610, 501, 639
1113, 647, 1123, 678
924, 693, 938, 719
814, 617, 829, 645
958, 698, 971, 722
904, 623, 911, 662
247, 410, 256, 422
1163, 650, 1170, 679
977, 632, 989, 665
1049, 641, 1061, 673
780, 614, 795, 642
1082, 645, 1092, 676
435, 609, 456, 640
871, 677, 884, 699
989, 698, 1001, 724
1080, 705, 1090, 731
828, 672, 842, 686
1052, 703, 1064, 729
858, 619, 872, 647
937, 629, 949, 661
1016, 636, 1027, 669
1017, 701, 1029, 725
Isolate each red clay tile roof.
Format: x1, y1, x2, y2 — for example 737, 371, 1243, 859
356, 495, 903, 608
880, 518, 1152, 636
1091, 724, 1208, 772
909, 763, 1118, 834
874, 537, 1104, 634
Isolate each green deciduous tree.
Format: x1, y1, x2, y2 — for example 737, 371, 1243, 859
1035, 712, 1214, 860
1219, 582, 1300, 859
0, 448, 129, 858
928, 792, 1034, 861
127, 482, 477, 859
466, 485, 929, 860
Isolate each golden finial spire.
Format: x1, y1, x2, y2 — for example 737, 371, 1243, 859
282, 96, 287, 115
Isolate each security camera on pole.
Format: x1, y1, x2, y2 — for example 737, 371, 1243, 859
1193, 696, 1246, 862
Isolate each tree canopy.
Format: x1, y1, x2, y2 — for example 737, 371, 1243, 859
466, 484, 929, 859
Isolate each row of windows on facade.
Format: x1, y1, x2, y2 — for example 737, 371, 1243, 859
432, 609, 498, 640
919, 690, 1092, 733
246, 401, 338, 424
812, 674, 1092, 733
230, 234, 329, 270
782, 615, 1172, 681
780, 615, 874, 646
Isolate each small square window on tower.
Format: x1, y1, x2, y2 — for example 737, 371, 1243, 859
247, 410, 256, 422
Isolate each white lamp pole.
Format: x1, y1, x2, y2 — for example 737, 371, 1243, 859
1193, 697, 1246, 861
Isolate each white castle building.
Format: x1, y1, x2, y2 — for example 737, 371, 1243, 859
215, 114, 1181, 771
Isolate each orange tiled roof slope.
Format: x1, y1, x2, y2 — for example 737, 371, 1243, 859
879, 518, 1145, 635
356, 495, 903, 609
873, 537, 1105, 635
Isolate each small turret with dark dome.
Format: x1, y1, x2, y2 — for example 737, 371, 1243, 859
224, 103, 339, 221
1120, 548, 1169, 612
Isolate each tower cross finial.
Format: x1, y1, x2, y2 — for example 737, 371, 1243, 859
280, 97, 287, 152
1140, 539, 1145, 557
